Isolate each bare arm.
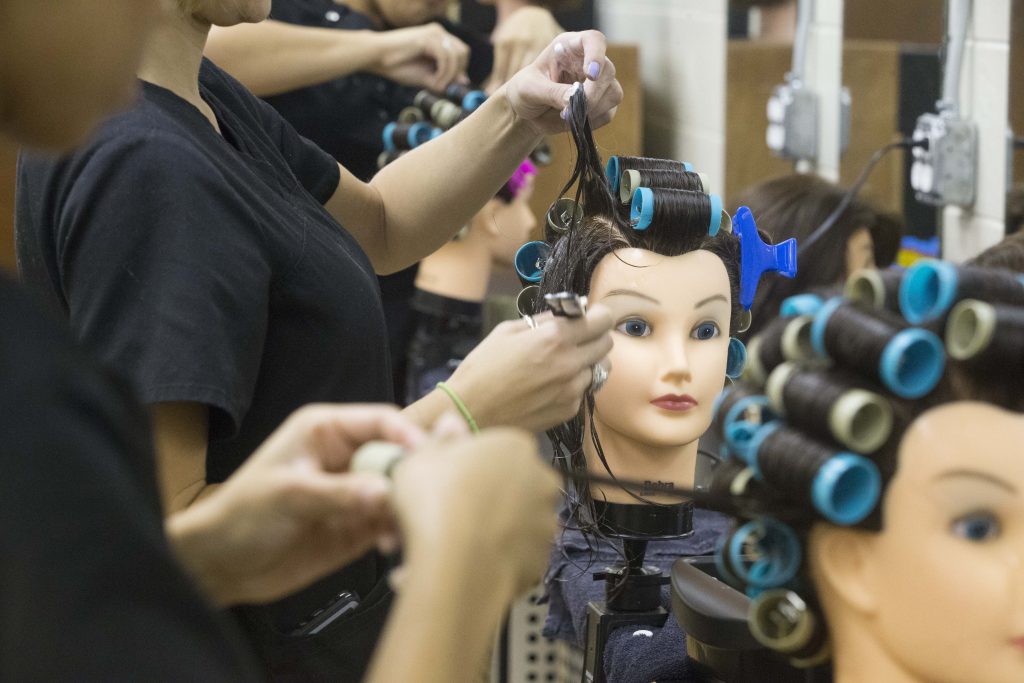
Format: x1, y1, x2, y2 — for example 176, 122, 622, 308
326, 31, 621, 275
205, 20, 469, 97
151, 402, 217, 513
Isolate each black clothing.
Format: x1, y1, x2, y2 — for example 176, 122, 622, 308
17, 60, 392, 680
404, 289, 483, 404
265, 0, 494, 403
0, 275, 261, 682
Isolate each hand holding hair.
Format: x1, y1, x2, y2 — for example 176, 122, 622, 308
441, 303, 614, 431
500, 30, 623, 135
165, 404, 425, 607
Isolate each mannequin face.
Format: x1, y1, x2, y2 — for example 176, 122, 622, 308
375, 0, 453, 27
813, 402, 1024, 683
0, 0, 159, 149
487, 176, 537, 267
589, 249, 731, 451
845, 227, 875, 279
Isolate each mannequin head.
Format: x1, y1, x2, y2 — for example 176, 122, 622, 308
712, 281, 1024, 682
481, 172, 538, 268
810, 401, 1024, 683
537, 92, 744, 509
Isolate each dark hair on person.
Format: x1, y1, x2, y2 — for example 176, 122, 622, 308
706, 277, 1023, 668
734, 174, 902, 339
536, 85, 741, 531
967, 230, 1024, 274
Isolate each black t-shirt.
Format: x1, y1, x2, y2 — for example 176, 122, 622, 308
16, 61, 394, 680
0, 275, 261, 681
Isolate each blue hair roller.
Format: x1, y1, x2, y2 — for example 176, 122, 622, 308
810, 296, 843, 357
899, 259, 958, 324
407, 121, 433, 148
715, 390, 772, 438
606, 157, 621, 192
708, 193, 723, 236
462, 90, 487, 112
630, 187, 654, 231
812, 453, 881, 525
878, 327, 945, 399
514, 241, 550, 284
724, 420, 759, 461
429, 127, 444, 140
735, 420, 780, 474
726, 337, 746, 379
733, 206, 797, 310
682, 161, 694, 172
779, 293, 824, 318
724, 517, 802, 589
382, 122, 398, 152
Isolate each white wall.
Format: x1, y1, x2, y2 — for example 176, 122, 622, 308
805, 0, 844, 181
942, 0, 1012, 262
596, 0, 729, 192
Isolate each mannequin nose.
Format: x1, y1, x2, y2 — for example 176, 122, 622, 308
661, 339, 692, 382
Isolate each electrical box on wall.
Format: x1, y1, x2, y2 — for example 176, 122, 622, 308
766, 82, 818, 160
910, 112, 978, 207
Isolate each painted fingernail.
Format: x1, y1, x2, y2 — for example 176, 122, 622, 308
587, 61, 601, 79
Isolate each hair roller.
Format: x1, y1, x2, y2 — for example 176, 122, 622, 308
745, 315, 815, 387
618, 168, 707, 204
545, 198, 584, 241
741, 422, 881, 526
844, 267, 904, 313
779, 293, 824, 318
765, 362, 894, 454
514, 241, 550, 285
900, 260, 1024, 324
715, 516, 802, 591
748, 590, 831, 668
444, 82, 487, 111
630, 187, 723, 236
712, 384, 775, 450
946, 299, 1024, 364
382, 121, 433, 151
811, 297, 945, 399
605, 155, 692, 194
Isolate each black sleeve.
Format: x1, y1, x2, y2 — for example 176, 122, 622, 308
56, 132, 271, 439
204, 62, 341, 203
0, 278, 262, 682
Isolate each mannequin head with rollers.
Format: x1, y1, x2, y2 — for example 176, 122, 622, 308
536, 87, 748, 515
709, 272, 1024, 683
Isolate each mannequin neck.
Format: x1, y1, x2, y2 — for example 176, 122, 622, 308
584, 418, 699, 504
826, 611, 926, 683
136, 6, 214, 128
416, 232, 493, 303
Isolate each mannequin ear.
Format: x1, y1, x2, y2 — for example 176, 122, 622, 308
808, 524, 880, 617
477, 199, 502, 238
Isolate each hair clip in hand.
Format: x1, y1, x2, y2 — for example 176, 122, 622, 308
514, 241, 551, 285
734, 206, 797, 310
543, 291, 588, 318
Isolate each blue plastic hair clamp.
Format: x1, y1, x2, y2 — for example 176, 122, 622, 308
733, 206, 797, 310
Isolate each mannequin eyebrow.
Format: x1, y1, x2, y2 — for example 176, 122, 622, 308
602, 289, 660, 303
695, 294, 728, 308
934, 469, 1017, 493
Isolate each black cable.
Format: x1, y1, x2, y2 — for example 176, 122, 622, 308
799, 139, 916, 255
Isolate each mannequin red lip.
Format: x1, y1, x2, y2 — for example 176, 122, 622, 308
1010, 637, 1024, 650
651, 394, 698, 411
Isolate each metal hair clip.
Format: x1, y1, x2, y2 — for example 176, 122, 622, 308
544, 292, 588, 318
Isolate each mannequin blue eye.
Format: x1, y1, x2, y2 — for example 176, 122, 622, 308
616, 319, 651, 337
692, 322, 720, 340
951, 512, 1000, 542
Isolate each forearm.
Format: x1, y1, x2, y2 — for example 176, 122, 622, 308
336, 89, 542, 274
364, 556, 515, 683
165, 498, 238, 607
206, 21, 387, 97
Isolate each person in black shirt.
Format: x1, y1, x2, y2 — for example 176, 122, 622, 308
1, 1, 569, 680
16, 0, 621, 678
205, 0, 562, 401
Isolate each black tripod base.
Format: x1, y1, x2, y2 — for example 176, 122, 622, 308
582, 601, 668, 683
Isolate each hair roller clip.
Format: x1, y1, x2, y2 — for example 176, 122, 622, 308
726, 337, 747, 379
397, 106, 424, 124
748, 590, 830, 668
719, 517, 802, 591
733, 206, 797, 310
545, 198, 584, 240
779, 293, 823, 318
516, 285, 541, 317
543, 292, 588, 318
513, 241, 550, 285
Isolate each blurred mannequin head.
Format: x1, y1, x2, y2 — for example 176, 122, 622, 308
481, 174, 537, 267
0, 0, 160, 150
810, 401, 1024, 683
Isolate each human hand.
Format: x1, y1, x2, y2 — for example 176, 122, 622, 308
499, 30, 622, 135
390, 424, 561, 597
373, 23, 470, 92
445, 304, 614, 431
167, 404, 424, 606
487, 6, 563, 90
